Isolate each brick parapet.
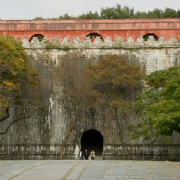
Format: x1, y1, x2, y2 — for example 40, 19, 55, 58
0, 19, 180, 41
0, 19, 180, 31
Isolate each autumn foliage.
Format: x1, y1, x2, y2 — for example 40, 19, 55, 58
84, 55, 145, 112
0, 35, 40, 134
84, 55, 145, 159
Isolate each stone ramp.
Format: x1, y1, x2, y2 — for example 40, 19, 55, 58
0, 160, 180, 180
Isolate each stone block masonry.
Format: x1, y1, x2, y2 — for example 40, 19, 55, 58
0, 35, 180, 160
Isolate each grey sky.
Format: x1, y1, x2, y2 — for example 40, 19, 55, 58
0, 0, 179, 20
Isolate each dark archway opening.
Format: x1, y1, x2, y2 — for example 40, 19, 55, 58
29, 34, 45, 42
143, 33, 158, 41
86, 33, 103, 42
81, 129, 103, 156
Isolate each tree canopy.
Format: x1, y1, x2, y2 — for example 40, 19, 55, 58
0, 35, 40, 134
129, 66, 180, 142
84, 55, 144, 112
34, 4, 180, 20
84, 55, 145, 159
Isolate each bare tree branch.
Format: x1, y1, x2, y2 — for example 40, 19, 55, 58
0, 109, 36, 135
0, 107, 10, 122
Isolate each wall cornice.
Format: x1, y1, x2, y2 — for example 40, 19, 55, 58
22, 36, 180, 49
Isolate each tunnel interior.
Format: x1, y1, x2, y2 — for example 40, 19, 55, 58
81, 129, 103, 156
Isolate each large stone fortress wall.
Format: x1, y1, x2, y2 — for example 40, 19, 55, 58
0, 19, 180, 41
22, 34, 180, 75
0, 35, 180, 160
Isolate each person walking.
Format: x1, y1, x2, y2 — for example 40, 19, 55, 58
78, 150, 83, 160
90, 150, 95, 160
83, 149, 89, 160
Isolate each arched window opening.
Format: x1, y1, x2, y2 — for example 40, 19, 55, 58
81, 129, 103, 156
29, 34, 45, 42
143, 33, 158, 41
86, 33, 103, 42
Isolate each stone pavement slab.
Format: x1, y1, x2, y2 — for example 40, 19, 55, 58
0, 160, 180, 180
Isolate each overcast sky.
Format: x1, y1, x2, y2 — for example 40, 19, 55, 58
0, 0, 179, 20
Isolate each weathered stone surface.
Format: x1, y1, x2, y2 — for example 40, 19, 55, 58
1, 160, 180, 180
0, 38, 180, 160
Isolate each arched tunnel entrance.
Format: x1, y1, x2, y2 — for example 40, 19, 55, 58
81, 129, 103, 156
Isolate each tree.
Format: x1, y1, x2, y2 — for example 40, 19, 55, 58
176, 9, 180, 18
78, 11, 100, 19
0, 35, 41, 135
32, 5, 179, 20
84, 55, 145, 159
33, 17, 45, 20
134, 11, 148, 18
120, 5, 134, 18
54, 52, 96, 159
100, 4, 134, 19
129, 66, 180, 142
101, 6, 117, 19
57, 13, 76, 20
151, 8, 164, 18
163, 8, 177, 18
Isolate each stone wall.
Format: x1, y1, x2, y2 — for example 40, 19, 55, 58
0, 36, 180, 160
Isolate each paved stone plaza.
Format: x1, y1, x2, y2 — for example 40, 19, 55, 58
0, 160, 180, 180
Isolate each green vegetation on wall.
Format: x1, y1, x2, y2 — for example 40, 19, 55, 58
129, 66, 180, 142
